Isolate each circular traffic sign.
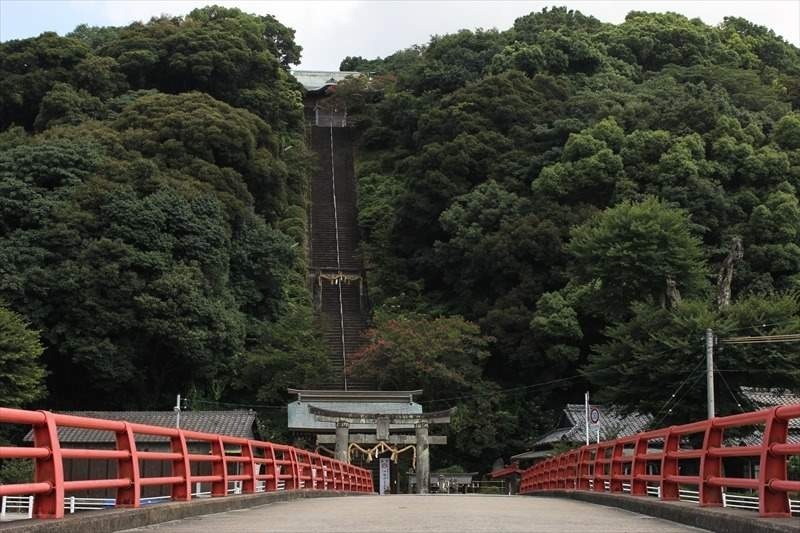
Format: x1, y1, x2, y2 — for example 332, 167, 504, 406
590, 407, 600, 425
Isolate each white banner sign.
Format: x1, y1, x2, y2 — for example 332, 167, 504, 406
379, 458, 390, 495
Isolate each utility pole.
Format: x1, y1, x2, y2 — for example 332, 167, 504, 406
584, 391, 590, 445
174, 394, 182, 429
705, 329, 715, 419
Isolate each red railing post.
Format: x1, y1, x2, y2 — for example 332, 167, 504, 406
266, 444, 278, 491
660, 427, 679, 501
610, 440, 624, 493
330, 458, 338, 491
316, 456, 323, 490
310, 454, 319, 490
32, 411, 64, 519
348, 464, 355, 491
759, 407, 790, 517
287, 448, 299, 490
555, 455, 563, 488
170, 430, 192, 501
543, 458, 550, 489
115, 422, 140, 508
242, 441, 256, 494
630, 435, 647, 496
564, 451, 573, 489
577, 446, 590, 490
211, 436, 229, 497
592, 445, 604, 492
699, 421, 723, 507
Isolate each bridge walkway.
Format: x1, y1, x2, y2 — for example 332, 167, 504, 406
119, 494, 703, 532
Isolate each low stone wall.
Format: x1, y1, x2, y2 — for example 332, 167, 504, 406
527, 490, 800, 533
0, 491, 372, 533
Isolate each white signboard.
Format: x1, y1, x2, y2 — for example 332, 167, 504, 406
379, 458, 390, 495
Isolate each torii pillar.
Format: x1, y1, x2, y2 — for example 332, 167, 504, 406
415, 421, 430, 494
335, 420, 350, 463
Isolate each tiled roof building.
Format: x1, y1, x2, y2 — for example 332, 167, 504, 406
530, 404, 652, 448
739, 387, 800, 444
25, 410, 256, 444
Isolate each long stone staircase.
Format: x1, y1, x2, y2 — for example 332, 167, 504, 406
309, 124, 372, 390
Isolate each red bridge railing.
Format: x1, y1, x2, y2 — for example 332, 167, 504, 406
0, 407, 373, 519
520, 405, 800, 518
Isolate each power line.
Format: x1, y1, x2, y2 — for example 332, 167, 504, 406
716, 368, 796, 373
189, 345, 703, 411
652, 369, 706, 428
651, 356, 707, 423
714, 364, 746, 413
423, 344, 692, 405
190, 399, 288, 410
724, 320, 798, 333
420, 374, 589, 405
719, 333, 800, 345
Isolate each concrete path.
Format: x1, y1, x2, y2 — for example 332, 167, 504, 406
120, 494, 706, 532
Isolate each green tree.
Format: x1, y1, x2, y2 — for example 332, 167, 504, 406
585, 294, 800, 423
350, 312, 490, 394
774, 113, 800, 150
0, 306, 46, 406
568, 197, 708, 317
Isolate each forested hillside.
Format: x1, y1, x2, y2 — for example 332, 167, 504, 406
0, 6, 329, 415
340, 8, 800, 467
2, 5, 800, 472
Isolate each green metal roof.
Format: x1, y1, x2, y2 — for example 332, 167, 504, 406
291, 70, 362, 92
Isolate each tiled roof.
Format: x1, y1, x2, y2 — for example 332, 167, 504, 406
532, 404, 652, 447
490, 463, 521, 479
291, 70, 361, 92
510, 449, 554, 461
24, 410, 256, 443
738, 387, 800, 442
739, 387, 800, 409
521, 390, 800, 456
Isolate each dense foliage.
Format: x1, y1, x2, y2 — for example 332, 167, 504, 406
3, 5, 800, 473
0, 6, 328, 411
343, 8, 800, 468
0, 305, 45, 407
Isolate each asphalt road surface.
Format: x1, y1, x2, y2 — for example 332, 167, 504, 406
121, 494, 706, 532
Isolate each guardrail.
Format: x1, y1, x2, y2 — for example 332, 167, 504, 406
0, 481, 277, 520
520, 405, 800, 518
0, 407, 373, 519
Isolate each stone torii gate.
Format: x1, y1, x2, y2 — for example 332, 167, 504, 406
287, 389, 451, 493
310, 406, 452, 493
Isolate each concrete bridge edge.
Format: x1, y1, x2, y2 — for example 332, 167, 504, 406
526, 490, 800, 533
0, 491, 373, 533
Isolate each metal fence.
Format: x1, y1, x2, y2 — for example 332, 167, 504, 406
0, 479, 288, 521
0, 407, 373, 519
520, 404, 800, 518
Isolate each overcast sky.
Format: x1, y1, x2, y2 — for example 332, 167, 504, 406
1, 1, 799, 70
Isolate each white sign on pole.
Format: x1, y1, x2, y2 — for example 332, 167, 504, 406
379, 458, 390, 495
589, 407, 601, 443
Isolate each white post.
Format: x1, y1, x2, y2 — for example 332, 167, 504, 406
1, 495, 7, 519
706, 329, 715, 419
69, 495, 75, 514
597, 428, 600, 444
585, 391, 590, 445
27, 496, 33, 519
174, 394, 181, 428
195, 482, 201, 496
